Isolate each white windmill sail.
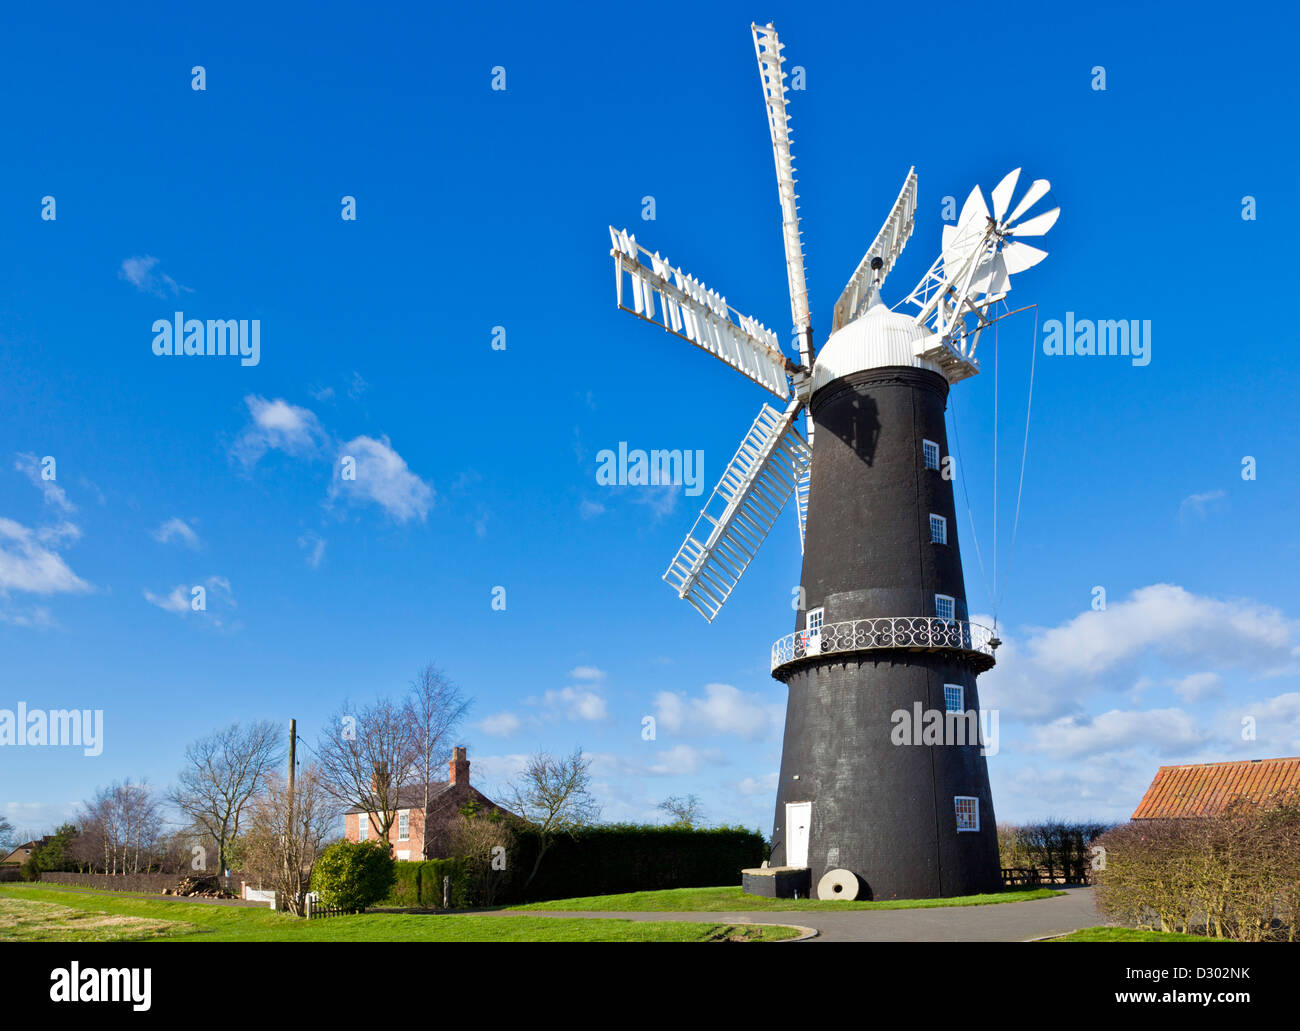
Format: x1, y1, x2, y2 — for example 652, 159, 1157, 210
832, 168, 919, 332
664, 399, 811, 621
794, 464, 811, 553
752, 22, 813, 367
609, 227, 791, 398
901, 169, 1058, 378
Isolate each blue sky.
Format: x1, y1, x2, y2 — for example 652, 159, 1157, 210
2, 0, 1298, 838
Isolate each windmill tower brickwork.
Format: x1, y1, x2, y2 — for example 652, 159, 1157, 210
606, 23, 1057, 899
768, 356, 1001, 898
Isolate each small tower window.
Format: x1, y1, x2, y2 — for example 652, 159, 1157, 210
944, 684, 964, 713
806, 606, 824, 637
930, 514, 947, 545
955, 796, 980, 832
934, 594, 956, 621
923, 439, 941, 471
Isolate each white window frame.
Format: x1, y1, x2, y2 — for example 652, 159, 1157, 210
357, 814, 368, 841
805, 606, 825, 655
944, 684, 964, 713
934, 594, 956, 621
923, 439, 940, 471
929, 514, 948, 545
955, 796, 980, 832
398, 810, 410, 842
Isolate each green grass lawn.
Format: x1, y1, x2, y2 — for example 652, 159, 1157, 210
511, 885, 1063, 912
1048, 926, 1227, 942
0, 885, 798, 942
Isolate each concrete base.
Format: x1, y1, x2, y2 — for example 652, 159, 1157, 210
742, 866, 811, 899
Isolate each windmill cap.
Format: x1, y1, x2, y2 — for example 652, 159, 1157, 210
812, 301, 943, 394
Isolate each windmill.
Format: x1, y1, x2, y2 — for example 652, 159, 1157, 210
607, 22, 1058, 899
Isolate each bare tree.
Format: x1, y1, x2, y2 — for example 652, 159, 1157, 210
450, 812, 515, 907
0, 814, 14, 851
315, 696, 418, 844
78, 780, 165, 874
405, 664, 470, 860
168, 720, 282, 875
242, 764, 336, 916
505, 748, 601, 888
656, 793, 705, 828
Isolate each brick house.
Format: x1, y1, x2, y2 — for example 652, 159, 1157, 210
1132, 756, 1300, 819
343, 747, 510, 860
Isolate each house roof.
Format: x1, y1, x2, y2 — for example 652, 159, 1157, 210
1132, 757, 1300, 819
343, 781, 458, 815
0, 840, 45, 866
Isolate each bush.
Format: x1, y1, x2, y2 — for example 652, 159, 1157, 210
1094, 795, 1300, 941
312, 840, 396, 913
507, 824, 765, 903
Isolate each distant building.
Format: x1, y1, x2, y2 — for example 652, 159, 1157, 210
343, 747, 511, 860
1132, 757, 1300, 819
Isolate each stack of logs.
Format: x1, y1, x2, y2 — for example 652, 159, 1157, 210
163, 875, 236, 899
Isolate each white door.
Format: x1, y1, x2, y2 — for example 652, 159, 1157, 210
786, 802, 811, 868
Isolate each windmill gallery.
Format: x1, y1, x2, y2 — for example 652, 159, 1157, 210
606, 23, 1058, 900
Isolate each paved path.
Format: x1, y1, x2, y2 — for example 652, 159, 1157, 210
502, 887, 1102, 942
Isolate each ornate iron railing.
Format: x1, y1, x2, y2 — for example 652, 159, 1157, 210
771, 616, 996, 673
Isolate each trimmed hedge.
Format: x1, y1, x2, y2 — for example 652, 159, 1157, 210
380, 826, 764, 907
381, 859, 468, 909
510, 825, 764, 903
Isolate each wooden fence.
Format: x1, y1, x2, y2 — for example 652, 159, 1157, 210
303, 892, 349, 919
1001, 867, 1043, 887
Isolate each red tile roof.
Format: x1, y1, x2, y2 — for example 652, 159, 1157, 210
1132, 757, 1300, 819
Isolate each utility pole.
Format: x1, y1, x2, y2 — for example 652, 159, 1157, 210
286, 717, 296, 912
284, 717, 295, 832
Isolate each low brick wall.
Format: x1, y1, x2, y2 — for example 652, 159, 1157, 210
39, 872, 243, 894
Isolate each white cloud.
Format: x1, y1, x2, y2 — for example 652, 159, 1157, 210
476, 712, 524, 737
153, 517, 201, 549
632, 484, 681, 522
649, 744, 727, 776
579, 499, 606, 519
1028, 708, 1208, 759
981, 585, 1298, 720
655, 683, 782, 741
738, 772, 779, 796
144, 575, 236, 625
143, 585, 191, 614
570, 666, 606, 682
14, 453, 73, 512
1180, 489, 1226, 521
330, 435, 433, 523
0, 517, 90, 595
119, 255, 189, 296
232, 396, 327, 468
298, 532, 326, 569
542, 686, 608, 723
1171, 671, 1222, 702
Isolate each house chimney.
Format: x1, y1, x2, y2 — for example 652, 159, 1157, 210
449, 746, 469, 786
370, 761, 389, 793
